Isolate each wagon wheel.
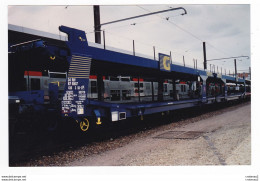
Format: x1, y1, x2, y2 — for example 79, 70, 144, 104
79, 118, 90, 132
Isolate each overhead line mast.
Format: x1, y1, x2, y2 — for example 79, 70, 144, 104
93, 5, 101, 44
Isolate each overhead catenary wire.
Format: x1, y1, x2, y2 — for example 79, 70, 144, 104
99, 6, 187, 27
136, 6, 205, 67
100, 6, 196, 58
86, 27, 186, 58
105, 30, 185, 57
136, 5, 234, 58
86, 18, 158, 34
64, 5, 198, 62
138, 5, 248, 72
136, 5, 203, 42
66, 5, 237, 63
91, 13, 183, 33
84, 5, 245, 71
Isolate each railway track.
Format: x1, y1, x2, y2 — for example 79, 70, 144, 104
9, 100, 250, 166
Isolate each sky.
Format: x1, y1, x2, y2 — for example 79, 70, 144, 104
8, 4, 251, 74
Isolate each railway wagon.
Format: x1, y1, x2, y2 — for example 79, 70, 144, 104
8, 25, 251, 133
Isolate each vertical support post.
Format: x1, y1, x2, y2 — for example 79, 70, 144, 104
196, 59, 197, 69
243, 73, 246, 93
151, 81, 154, 101
133, 40, 135, 56
172, 79, 176, 100
234, 59, 237, 81
242, 72, 246, 93
217, 66, 218, 74
153, 46, 156, 60
183, 56, 185, 67
26, 70, 30, 91
223, 79, 227, 99
225, 69, 226, 75
103, 30, 106, 49
138, 76, 140, 102
221, 67, 222, 75
249, 67, 251, 80
94, 5, 101, 44
97, 74, 104, 101
170, 51, 172, 64
200, 75, 207, 103
158, 77, 163, 101
203, 42, 207, 70
193, 59, 195, 69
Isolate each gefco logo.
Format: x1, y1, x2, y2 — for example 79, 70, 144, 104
159, 53, 171, 72
78, 36, 86, 42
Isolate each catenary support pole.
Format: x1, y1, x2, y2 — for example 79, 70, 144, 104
203, 42, 207, 70
93, 5, 101, 44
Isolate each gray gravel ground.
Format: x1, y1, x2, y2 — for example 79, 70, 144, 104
67, 102, 251, 166
13, 101, 251, 166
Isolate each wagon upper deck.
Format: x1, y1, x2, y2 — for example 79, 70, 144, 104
8, 24, 246, 83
